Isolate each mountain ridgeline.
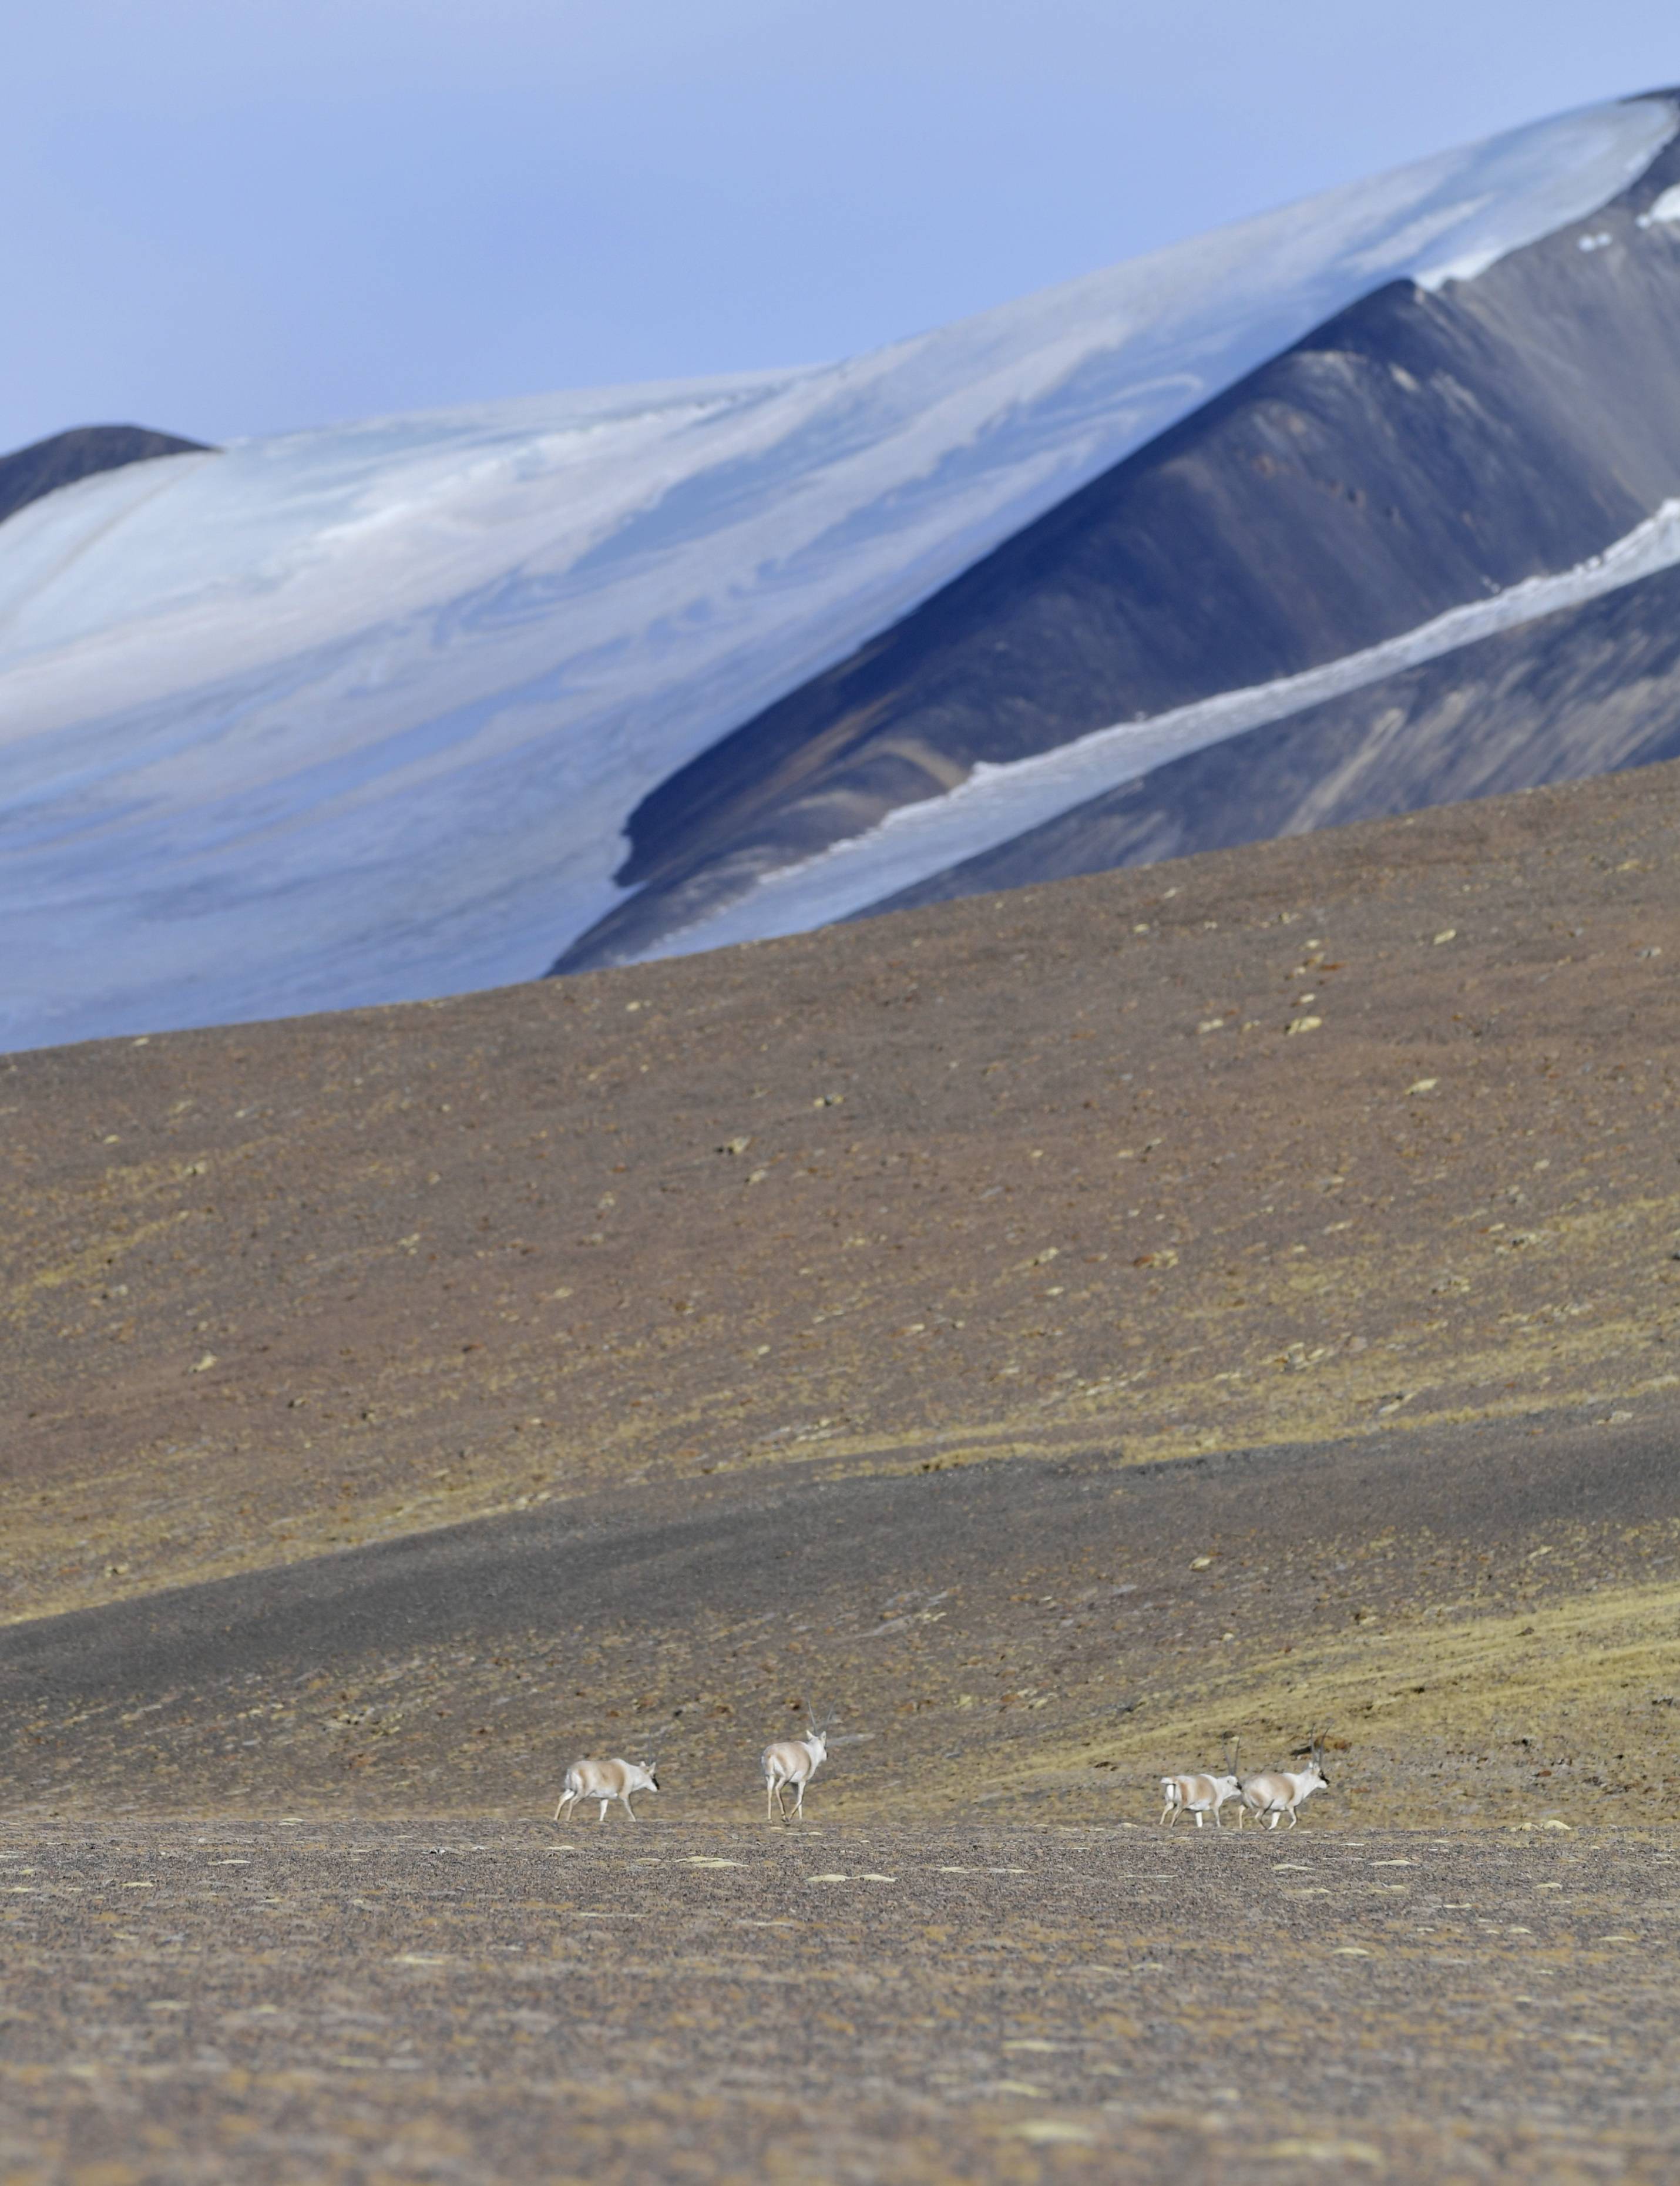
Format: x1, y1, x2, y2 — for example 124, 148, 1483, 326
5, 95, 1680, 1052
554, 108, 1680, 971
0, 424, 211, 528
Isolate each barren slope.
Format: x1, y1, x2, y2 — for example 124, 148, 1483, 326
4, 759, 1680, 1839
5, 759, 1677, 1629
5, 1406, 1679, 1831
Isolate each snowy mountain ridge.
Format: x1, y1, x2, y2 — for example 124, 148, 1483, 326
0, 93, 1674, 1050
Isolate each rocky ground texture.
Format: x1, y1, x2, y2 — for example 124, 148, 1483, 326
3, 1819, 1677, 2185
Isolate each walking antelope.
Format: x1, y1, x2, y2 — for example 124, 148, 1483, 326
1238, 1728, 1330, 1830
1159, 1735, 1243, 1829
761, 1706, 835, 1821
554, 1755, 661, 1825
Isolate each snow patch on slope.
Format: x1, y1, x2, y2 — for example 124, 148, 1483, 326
652, 497, 1680, 958
0, 95, 1671, 1050
1638, 182, 1680, 226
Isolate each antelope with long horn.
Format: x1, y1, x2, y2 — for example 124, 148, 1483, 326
1238, 1727, 1330, 1830
1158, 1733, 1243, 1829
761, 1703, 835, 1821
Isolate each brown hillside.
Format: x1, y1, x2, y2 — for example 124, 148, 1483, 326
4, 760, 1678, 1633
5, 761, 1680, 1841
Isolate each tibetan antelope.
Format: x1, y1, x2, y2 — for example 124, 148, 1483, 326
761, 1706, 834, 1821
554, 1755, 660, 1825
1160, 1734, 1243, 1829
1238, 1728, 1330, 1830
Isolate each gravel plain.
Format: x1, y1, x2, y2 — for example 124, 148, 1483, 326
3, 1817, 1678, 2184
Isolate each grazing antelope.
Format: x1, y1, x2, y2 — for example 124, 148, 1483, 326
554, 1756, 660, 1825
761, 1706, 834, 1821
1159, 1735, 1243, 1829
1239, 1727, 1330, 1830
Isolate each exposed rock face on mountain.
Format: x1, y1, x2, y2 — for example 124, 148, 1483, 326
555, 120, 1680, 970
863, 555, 1680, 914
0, 424, 210, 528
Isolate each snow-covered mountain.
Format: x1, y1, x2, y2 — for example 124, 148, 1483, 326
2, 93, 1678, 1049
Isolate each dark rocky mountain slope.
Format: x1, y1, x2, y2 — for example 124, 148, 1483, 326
555, 108, 1680, 971
0, 422, 211, 527
866, 550, 1680, 912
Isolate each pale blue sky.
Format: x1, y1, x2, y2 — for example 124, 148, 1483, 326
8, 2, 1678, 451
